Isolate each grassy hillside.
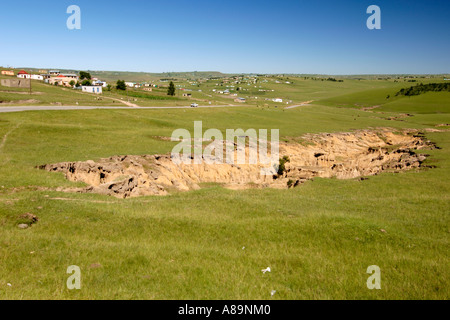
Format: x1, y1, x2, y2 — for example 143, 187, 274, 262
2, 68, 448, 109
0, 89, 448, 299
0, 73, 195, 107
377, 92, 450, 114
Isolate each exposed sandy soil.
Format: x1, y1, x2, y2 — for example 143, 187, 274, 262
39, 128, 437, 198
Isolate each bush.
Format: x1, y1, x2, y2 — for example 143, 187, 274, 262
395, 83, 450, 97
277, 156, 290, 176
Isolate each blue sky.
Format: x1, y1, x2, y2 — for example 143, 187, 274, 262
0, 0, 449, 74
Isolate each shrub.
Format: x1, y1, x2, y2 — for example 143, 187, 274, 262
277, 156, 290, 176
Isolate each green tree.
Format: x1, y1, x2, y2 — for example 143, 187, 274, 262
69, 80, 76, 87
79, 71, 92, 80
81, 79, 91, 86
116, 80, 126, 91
167, 81, 176, 96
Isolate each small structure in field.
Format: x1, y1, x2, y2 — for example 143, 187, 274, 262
30, 74, 44, 80
17, 70, 43, 80
82, 86, 103, 94
17, 70, 30, 79
92, 80, 107, 87
1, 78, 30, 88
1, 70, 14, 76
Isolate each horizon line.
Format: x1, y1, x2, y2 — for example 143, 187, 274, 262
5, 66, 450, 77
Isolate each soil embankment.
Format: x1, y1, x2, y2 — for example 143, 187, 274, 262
40, 129, 437, 198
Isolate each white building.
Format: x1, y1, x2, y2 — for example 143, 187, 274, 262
92, 80, 108, 87
82, 86, 103, 94
273, 98, 283, 103
17, 70, 30, 79
125, 82, 135, 87
30, 75, 44, 81
17, 70, 43, 80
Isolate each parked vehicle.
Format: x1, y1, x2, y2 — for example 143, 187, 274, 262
191, 103, 199, 108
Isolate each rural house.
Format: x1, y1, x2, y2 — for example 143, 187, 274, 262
92, 80, 107, 87
60, 73, 78, 79
48, 75, 76, 87
82, 86, 103, 94
1, 70, 14, 76
30, 74, 44, 80
17, 70, 30, 79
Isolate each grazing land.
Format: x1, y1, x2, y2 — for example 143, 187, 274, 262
0, 72, 449, 299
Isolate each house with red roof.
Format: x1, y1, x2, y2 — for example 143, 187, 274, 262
17, 70, 43, 80
17, 70, 31, 79
48, 74, 77, 87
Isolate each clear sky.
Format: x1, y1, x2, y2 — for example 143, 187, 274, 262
0, 0, 449, 74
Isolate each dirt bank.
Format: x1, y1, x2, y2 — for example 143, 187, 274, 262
39, 128, 437, 198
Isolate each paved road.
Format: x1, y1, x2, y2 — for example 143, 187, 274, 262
0, 105, 244, 113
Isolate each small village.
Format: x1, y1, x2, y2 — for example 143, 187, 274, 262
1, 69, 108, 94
0, 68, 298, 105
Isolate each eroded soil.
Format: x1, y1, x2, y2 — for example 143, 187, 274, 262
39, 128, 437, 198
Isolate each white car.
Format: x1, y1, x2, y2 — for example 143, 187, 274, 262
191, 103, 199, 108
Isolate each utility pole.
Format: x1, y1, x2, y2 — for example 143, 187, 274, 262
29, 74, 32, 95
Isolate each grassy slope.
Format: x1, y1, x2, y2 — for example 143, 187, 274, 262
0, 72, 194, 107
4, 71, 446, 108
0, 83, 449, 299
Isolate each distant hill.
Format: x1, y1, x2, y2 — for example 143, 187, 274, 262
14, 68, 233, 83
6, 67, 449, 83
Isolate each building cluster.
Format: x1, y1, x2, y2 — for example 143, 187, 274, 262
44, 70, 79, 86
125, 82, 158, 89
1, 69, 107, 94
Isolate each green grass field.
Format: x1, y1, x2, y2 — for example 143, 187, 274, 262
3, 69, 448, 109
0, 74, 449, 299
